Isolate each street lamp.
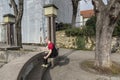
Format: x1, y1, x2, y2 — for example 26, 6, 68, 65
44, 4, 58, 17
3, 14, 15, 23
3, 14, 15, 46
43, 4, 58, 45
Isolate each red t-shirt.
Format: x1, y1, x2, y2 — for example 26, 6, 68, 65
48, 42, 54, 50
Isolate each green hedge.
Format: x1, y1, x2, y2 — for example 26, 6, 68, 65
65, 28, 84, 37
76, 36, 86, 50
56, 23, 72, 31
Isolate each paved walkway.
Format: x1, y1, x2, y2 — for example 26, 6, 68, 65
26, 48, 120, 80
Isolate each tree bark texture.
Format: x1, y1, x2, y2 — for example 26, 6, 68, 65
10, 0, 23, 48
71, 0, 80, 27
92, 0, 120, 68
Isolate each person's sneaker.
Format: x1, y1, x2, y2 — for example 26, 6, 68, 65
41, 64, 48, 67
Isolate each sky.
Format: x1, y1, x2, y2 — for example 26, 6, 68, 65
80, 0, 93, 11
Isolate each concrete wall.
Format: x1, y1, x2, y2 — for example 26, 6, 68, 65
0, 51, 46, 80
0, 24, 6, 43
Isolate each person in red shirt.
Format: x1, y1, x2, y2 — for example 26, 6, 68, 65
42, 38, 58, 67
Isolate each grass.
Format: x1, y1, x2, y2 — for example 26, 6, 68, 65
80, 60, 120, 76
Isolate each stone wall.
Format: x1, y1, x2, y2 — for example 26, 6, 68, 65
56, 31, 77, 49
56, 31, 120, 51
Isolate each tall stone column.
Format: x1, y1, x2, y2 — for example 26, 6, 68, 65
7, 23, 14, 46
48, 17, 51, 41
50, 16, 56, 45
43, 4, 58, 46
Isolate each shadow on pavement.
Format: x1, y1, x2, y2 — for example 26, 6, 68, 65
26, 49, 76, 80
42, 66, 52, 80
55, 49, 76, 67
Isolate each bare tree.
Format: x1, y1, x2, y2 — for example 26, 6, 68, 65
71, 0, 81, 27
10, 0, 24, 48
92, 0, 120, 68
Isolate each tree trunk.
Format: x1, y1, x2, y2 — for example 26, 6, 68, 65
71, 0, 79, 27
95, 12, 115, 68
72, 8, 77, 27
15, 21, 22, 47
10, 0, 23, 48
92, 0, 120, 68
95, 27, 112, 68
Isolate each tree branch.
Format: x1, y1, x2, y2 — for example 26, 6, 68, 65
10, 0, 24, 24
109, 2, 120, 25
10, 0, 18, 16
92, 0, 105, 13
107, 0, 116, 10
16, 0, 24, 24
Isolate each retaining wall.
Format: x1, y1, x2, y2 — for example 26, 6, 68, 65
0, 51, 46, 80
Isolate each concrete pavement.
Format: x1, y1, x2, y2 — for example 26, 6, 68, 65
26, 48, 120, 80
0, 45, 120, 80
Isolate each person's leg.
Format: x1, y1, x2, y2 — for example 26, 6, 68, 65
48, 58, 54, 67
42, 58, 48, 67
42, 55, 48, 67
51, 58, 54, 67
44, 58, 48, 65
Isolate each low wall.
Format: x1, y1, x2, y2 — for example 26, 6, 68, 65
56, 31, 120, 51
0, 51, 47, 80
0, 50, 28, 63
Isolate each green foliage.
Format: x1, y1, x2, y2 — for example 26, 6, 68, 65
63, 23, 72, 29
86, 16, 96, 27
84, 16, 96, 36
76, 36, 86, 50
65, 28, 83, 37
85, 16, 120, 37
56, 23, 72, 31
113, 26, 120, 36
113, 19, 120, 36
83, 26, 96, 36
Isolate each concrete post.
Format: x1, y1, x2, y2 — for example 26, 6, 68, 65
7, 23, 14, 46
50, 16, 56, 45
48, 17, 51, 41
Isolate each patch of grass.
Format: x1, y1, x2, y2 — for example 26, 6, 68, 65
80, 60, 120, 76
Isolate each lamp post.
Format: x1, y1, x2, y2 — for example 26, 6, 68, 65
43, 4, 58, 45
3, 14, 15, 46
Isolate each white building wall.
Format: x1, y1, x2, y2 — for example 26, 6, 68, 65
22, 0, 47, 44
0, 0, 73, 44
0, 24, 6, 42
53, 0, 72, 23
80, 16, 89, 26
80, 16, 84, 26
76, 1, 81, 27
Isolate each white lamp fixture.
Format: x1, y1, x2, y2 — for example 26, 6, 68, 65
3, 14, 15, 23
43, 4, 58, 17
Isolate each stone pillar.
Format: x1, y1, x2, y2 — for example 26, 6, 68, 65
7, 23, 14, 46
51, 16, 56, 45
48, 17, 51, 41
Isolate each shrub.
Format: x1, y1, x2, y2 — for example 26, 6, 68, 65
76, 36, 86, 50
65, 28, 83, 37
113, 20, 120, 36
63, 23, 72, 29
86, 16, 96, 27
83, 26, 96, 36
84, 16, 96, 36
113, 26, 120, 36
56, 23, 72, 31
85, 16, 120, 37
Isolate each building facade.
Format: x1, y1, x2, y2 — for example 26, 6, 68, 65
0, 0, 73, 44
80, 9, 94, 26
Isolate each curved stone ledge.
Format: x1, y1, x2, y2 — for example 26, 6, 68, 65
0, 51, 46, 80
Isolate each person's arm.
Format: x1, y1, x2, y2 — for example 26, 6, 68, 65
44, 49, 52, 59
